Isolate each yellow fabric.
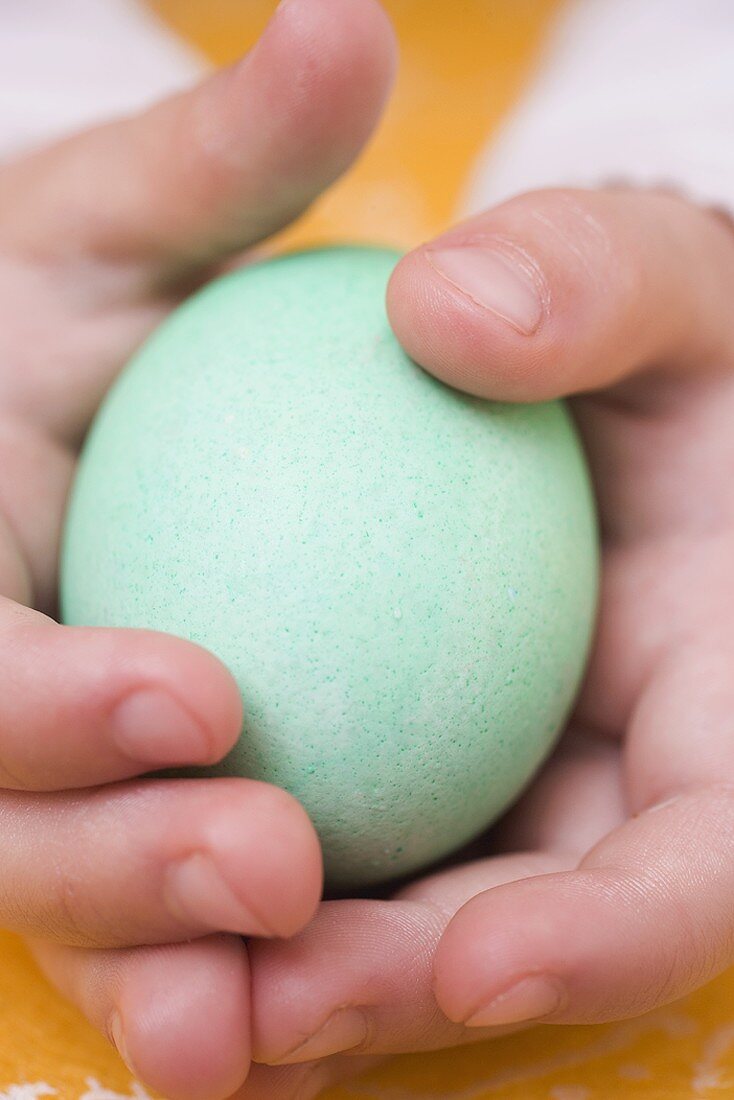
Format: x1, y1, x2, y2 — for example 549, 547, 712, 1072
3, 2, 734, 1098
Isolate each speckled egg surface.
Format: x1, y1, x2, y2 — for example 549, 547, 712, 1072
62, 246, 598, 889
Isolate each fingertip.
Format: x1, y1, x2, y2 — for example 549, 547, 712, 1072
210, 781, 324, 939
433, 871, 640, 1029
273, 0, 399, 118
117, 630, 244, 765
386, 234, 558, 402
33, 936, 251, 1100
389, 187, 690, 403
0, 613, 244, 790
225, 0, 397, 192
432, 895, 487, 1023
19, 0, 399, 298
254, 786, 325, 937
433, 883, 564, 1026
118, 936, 251, 1100
160, 637, 244, 762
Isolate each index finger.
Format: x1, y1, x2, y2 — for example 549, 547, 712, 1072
0, 0, 396, 283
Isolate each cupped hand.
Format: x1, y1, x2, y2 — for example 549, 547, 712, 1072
232, 186, 734, 1098
0, 1, 396, 1097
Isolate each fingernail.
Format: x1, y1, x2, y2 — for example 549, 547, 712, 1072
274, 1008, 369, 1065
112, 689, 212, 765
463, 975, 564, 1027
164, 851, 274, 936
426, 243, 546, 334
109, 1011, 138, 1077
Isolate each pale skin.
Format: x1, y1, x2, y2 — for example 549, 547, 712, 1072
2, 1, 734, 1097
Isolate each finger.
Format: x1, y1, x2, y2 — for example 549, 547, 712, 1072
248, 735, 618, 1064
0, 0, 396, 283
0, 0, 396, 445
0, 596, 243, 789
249, 855, 569, 1065
435, 639, 734, 1027
387, 188, 734, 401
31, 934, 250, 1100
0, 777, 321, 946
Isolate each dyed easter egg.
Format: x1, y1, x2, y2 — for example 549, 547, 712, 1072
62, 247, 597, 888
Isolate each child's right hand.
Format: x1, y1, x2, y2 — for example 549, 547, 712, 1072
0, 2, 396, 1096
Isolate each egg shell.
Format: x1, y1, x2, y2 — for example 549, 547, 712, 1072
61, 246, 598, 889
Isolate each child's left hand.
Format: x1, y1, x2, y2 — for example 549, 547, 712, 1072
235, 185, 734, 1097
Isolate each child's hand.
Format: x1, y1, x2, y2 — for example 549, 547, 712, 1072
0, 1, 395, 1097
238, 187, 734, 1098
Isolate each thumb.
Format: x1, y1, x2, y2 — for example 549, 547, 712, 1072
0, 0, 396, 287
387, 187, 734, 402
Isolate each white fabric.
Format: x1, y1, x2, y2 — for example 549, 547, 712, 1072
0, 0, 204, 160
464, 0, 734, 217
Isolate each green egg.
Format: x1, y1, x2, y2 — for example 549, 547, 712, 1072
61, 246, 598, 889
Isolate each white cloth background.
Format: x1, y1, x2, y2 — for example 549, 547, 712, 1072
0, 0, 202, 159
464, 0, 734, 217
